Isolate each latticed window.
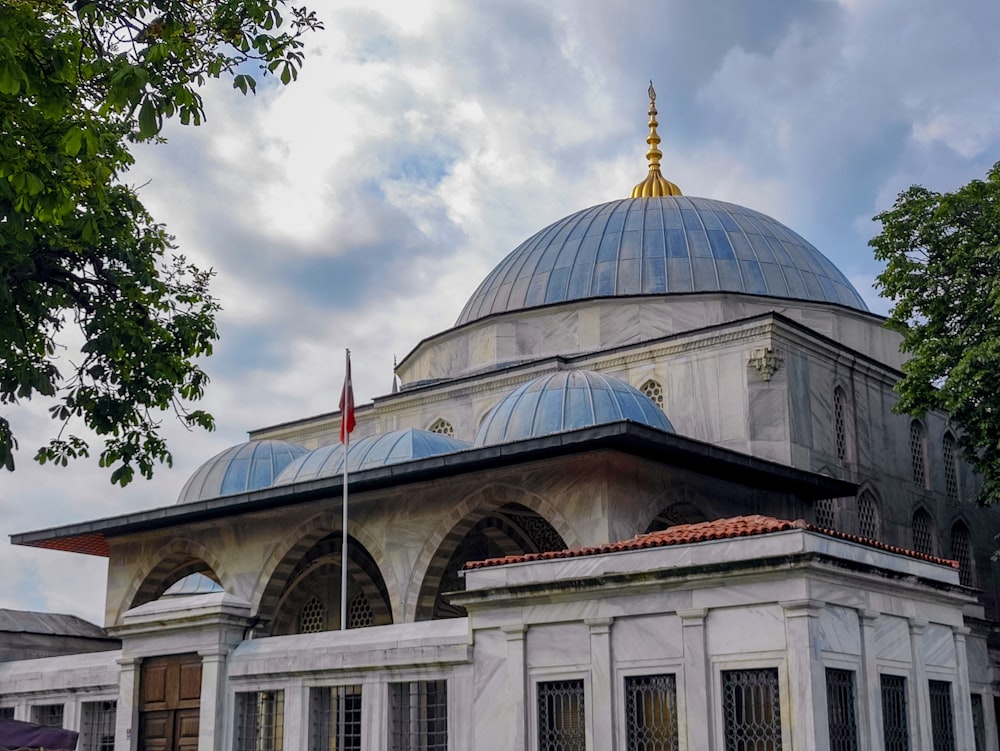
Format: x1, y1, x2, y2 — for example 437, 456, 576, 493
910, 421, 928, 489
825, 669, 858, 751
815, 499, 836, 530
389, 680, 448, 751
348, 592, 373, 629
857, 490, 879, 539
640, 379, 665, 410
834, 387, 848, 463
880, 674, 909, 751
537, 679, 585, 751
950, 523, 974, 587
943, 433, 959, 501
928, 681, 955, 751
235, 690, 284, 751
911, 509, 934, 555
310, 685, 362, 751
31, 704, 64, 728
722, 668, 782, 751
429, 418, 454, 437
625, 673, 678, 751
299, 596, 325, 633
81, 701, 116, 751
971, 693, 986, 751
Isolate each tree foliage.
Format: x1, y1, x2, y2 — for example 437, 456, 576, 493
0, 0, 321, 485
872, 162, 1000, 504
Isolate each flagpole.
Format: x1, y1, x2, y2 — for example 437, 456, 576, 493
341, 348, 351, 631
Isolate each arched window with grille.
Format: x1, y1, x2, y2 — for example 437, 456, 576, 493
950, 522, 975, 587
834, 386, 848, 464
857, 488, 880, 539
639, 379, 665, 410
911, 508, 935, 555
815, 498, 836, 530
298, 596, 325, 634
429, 418, 455, 437
943, 432, 960, 502
910, 421, 928, 489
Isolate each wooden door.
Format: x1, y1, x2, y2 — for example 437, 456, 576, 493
138, 654, 202, 751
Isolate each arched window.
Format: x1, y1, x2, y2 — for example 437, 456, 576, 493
943, 432, 960, 502
639, 379, 665, 410
857, 489, 880, 539
911, 508, 935, 555
429, 418, 455, 437
834, 387, 848, 464
950, 522, 975, 587
298, 596, 325, 634
815, 498, 836, 530
348, 592, 374, 629
910, 421, 928, 489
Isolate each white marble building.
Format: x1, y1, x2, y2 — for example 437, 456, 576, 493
4, 91, 999, 750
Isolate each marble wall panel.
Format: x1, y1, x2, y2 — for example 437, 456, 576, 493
965, 634, 989, 685
786, 351, 813, 451
526, 622, 590, 669
921, 623, 956, 668
706, 605, 785, 655
599, 304, 641, 348
872, 615, 910, 662
815, 605, 861, 655
613, 615, 683, 662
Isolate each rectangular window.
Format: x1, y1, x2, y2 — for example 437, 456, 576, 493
880, 674, 910, 751
0, 706, 14, 720
81, 701, 117, 751
625, 673, 679, 751
537, 679, 585, 751
309, 685, 362, 751
389, 680, 448, 751
722, 668, 782, 751
31, 703, 64, 728
971, 693, 986, 751
235, 690, 284, 751
825, 668, 859, 751
928, 681, 955, 751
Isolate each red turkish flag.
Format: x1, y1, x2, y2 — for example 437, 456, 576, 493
339, 352, 356, 443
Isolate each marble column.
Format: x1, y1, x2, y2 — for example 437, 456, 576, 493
782, 600, 823, 751
952, 627, 974, 751
586, 617, 614, 751
678, 609, 710, 751
281, 677, 306, 751
858, 609, 882, 751
115, 656, 142, 751
197, 650, 228, 751
502, 624, 528, 751
908, 619, 931, 751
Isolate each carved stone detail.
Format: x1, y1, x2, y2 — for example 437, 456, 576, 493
748, 347, 783, 381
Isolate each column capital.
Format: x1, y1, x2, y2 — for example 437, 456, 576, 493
501, 623, 527, 641
907, 618, 928, 635
585, 617, 613, 635
858, 608, 879, 625
677, 608, 706, 625
781, 599, 823, 617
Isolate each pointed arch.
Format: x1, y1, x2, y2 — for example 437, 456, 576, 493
856, 485, 881, 540
943, 431, 960, 502
949, 520, 975, 587
121, 538, 230, 614
911, 506, 936, 556
639, 378, 665, 410
428, 418, 455, 438
909, 420, 929, 489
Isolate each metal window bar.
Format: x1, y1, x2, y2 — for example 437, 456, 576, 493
943, 433, 959, 501
722, 668, 782, 751
815, 498, 836, 530
31, 703, 64, 728
971, 693, 986, 751
389, 680, 448, 751
928, 681, 955, 751
880, 675, 910, 751
310, 685, 362, 751
912, 511, 934, 555
857, 490, 879, 539
537, 679, 586, 751
950, 525, 974, 587
625, 674, 679, 751
235, 690, 285, 751
910, 422, 927, 488
299, 596, 326, 633
81, 701, 117, 751
825, 669, 859, 751
834, 388, 847, 463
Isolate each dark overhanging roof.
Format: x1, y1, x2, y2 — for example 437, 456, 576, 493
10, 420, 857, 558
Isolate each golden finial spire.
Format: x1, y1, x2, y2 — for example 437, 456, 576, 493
630, 81, 682, 198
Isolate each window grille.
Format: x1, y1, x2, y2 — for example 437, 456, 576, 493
943, 433, 959, 501
348, 592, 373, 629
537, 679, 585, 751
235, 690, 284, 751
0, 706, 14, 720
722, 668, 782, 751
834, 387, 847, 463
310, 685, 362, 751
971, 694, 986, 751
300, 596, 325, 633
815, 499, 836, 530
950, 523, 974, 587
429, 419, 454, 437
625, 673, 679, 751
81, 701, 116, 751
31, 704, 64, 728
928, 681, 955, 751
389, 680, 448, 751
910, 421, 928, 489
880, 675, 909, 751
640, 380, 665, 410
911, 509, 934, 555
825, 669, 858, 751
857, 489, 879, 539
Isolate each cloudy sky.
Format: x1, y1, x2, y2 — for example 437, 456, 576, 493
3, 0, 1000, 625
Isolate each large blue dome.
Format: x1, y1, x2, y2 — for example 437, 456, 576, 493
457, 196, 867, 325
274, 428, 470, 484
474, 370, 674, 447
177, 440, 308, 504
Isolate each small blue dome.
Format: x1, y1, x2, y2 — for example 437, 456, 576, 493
274, 428, 470, 484
474, 370, 674, 446
177, 439, 308, 504
457, 196, 868, 325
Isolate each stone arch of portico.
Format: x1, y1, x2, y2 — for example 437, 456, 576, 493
407, 483, 579, 623
122, 538, 230, 616
252, 511, 400, 626
638, 485, 717, 535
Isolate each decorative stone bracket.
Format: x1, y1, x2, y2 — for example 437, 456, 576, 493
748, 347, 783, 381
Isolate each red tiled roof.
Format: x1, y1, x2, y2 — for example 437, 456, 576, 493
463, 515, 960, 571
28, 533, 110, 558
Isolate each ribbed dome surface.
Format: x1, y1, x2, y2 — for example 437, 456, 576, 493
177, 440, 308, 504
275, 428, 470, 484
457, 196, 867, 325
474, 370, 674, 447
